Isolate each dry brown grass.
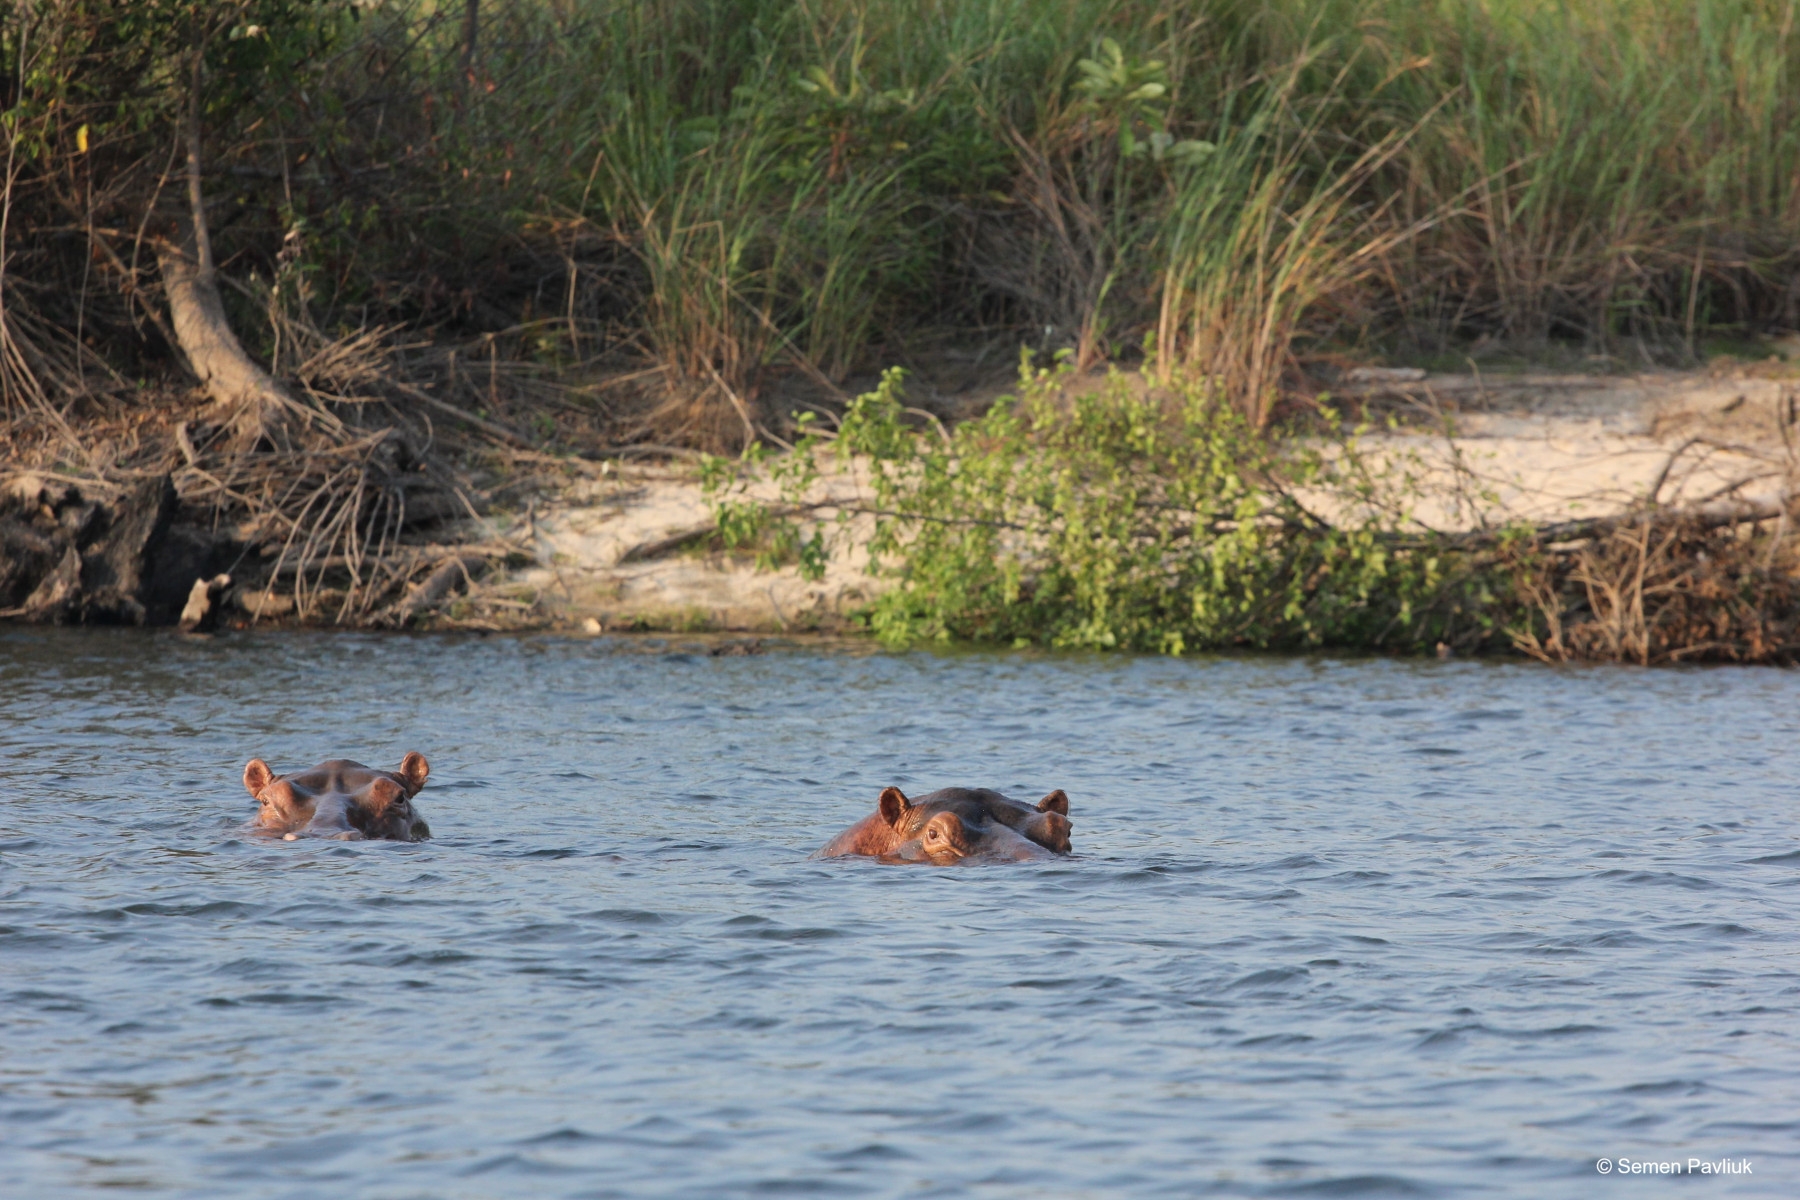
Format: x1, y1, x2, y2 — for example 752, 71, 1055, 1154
1509, 510, 1800, 665
0, 300, 573, 626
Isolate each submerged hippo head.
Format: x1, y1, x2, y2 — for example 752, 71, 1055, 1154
814, 786, 1073, 864
242, 753, 432, 842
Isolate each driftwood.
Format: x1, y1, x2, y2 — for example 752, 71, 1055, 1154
1462, 501, 1787, 551
178, 572, 232, 632
0, 473, 203, 623
616, 522, 718, 564
1508, 508, 1800, 666
378, 553, 489, 627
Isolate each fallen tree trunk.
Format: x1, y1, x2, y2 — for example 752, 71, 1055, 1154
379, 554, 489, 627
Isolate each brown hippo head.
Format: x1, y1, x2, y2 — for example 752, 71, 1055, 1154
813, 786, 1073, 864
242, 753, 432, 842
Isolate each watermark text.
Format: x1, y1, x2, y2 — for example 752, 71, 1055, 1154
1596, 1157, 1752, 1176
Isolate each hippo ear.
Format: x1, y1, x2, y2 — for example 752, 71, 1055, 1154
397, 751, 429, 796
366, 778, 404, 812
1037, 789, 1069, 815
244, 759, 274, 799
878, 786, 911, 827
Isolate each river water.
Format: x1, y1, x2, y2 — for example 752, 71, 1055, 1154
1, 627, 1796, 1198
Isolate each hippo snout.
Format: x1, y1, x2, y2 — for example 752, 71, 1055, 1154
283, 826, 363, 841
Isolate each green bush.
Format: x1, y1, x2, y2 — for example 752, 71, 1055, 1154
710, 358, 1524, 653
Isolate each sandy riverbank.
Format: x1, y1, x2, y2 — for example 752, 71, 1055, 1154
453, 364, 1798, 634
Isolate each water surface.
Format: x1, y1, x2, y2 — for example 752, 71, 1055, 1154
2, 629, 1797, 1197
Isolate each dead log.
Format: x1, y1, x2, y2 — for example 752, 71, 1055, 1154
178, 573, 232, 632
0, 516, 66, 608
380, 554, 487, 626
78, 475, 176, 624
8, 545, 80, 622
616, 522, 717, 564
1491, 502, 1787, 550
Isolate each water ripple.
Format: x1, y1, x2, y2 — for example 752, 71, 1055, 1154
0, 627, 1797, 1198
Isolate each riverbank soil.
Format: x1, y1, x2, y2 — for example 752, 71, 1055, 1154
484, 362, 1800, 645
4, 361, 1798, 656
9, 0, 1800, 661
1336, 363, 1800, 527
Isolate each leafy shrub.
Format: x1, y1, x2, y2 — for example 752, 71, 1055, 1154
712, 356, 1521, 653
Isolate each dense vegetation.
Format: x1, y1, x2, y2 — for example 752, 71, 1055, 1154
6, 0, 1800, 445
701, 360, 1800, 662
3, 1, 1799, 657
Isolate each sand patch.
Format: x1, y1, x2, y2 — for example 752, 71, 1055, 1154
475, 367, 1800, 632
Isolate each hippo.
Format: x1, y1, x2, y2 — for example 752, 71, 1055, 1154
814, 786, 1073, 864
242, 753, 432, 841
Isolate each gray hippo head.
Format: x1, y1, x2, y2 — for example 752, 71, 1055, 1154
815, 786, 1072, 864
242, 753, 432, 842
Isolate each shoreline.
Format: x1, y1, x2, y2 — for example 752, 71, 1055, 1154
5, 362, 1797, 652
467, 363, 1800, 638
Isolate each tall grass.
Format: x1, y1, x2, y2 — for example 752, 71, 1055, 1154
467, 0, 1800, 431
14, 0, 1800, 445
1154, 52, 1429, 425
1282, 0, 1800, 350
